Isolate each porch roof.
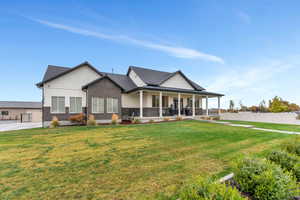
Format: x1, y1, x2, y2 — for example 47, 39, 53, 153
126, 86, 224, 97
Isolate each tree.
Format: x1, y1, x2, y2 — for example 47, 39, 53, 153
229, 100, 235, 112
269, 96, 288, 113
259, 100, 268, 112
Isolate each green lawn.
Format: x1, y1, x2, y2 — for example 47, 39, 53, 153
222, 120, 300, 132
0, 120, 298, 200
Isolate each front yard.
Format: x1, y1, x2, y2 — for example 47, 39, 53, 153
0, 120, 297, 199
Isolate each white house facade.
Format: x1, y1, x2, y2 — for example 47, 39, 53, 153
37, 62, 224, 126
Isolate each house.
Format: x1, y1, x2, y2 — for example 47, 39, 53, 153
36, 61, 223, 126
0, 101, 42, 122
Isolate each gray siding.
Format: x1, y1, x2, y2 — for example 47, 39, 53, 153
87, 78, 122, 120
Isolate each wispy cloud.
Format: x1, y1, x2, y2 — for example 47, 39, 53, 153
205, 57, 300, 108
28, 18, 224, 64
237, 11, 251, 24
208, 60, 294, 92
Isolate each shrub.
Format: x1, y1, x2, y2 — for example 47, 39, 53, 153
232, 157, 269, 194
148, 119, 154, 123
163, 117, 170, 121
253, 166, 298, 200
232, 157, 299, 200
111, 114, 119, 125
69, 113, 85, 124
281, 140, 300, 156
131, 118, 141, 124
87, 115, 96, 126
266, 150, 299, 171
176, 116, 183, 121
294, 163, 300, 181
50, 116, 59, 128
178, 177, 245, 200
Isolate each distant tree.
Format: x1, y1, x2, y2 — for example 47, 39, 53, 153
229, 100, 235, 112
259, 100, 268, 112
288, 103, 300, 112
250, 106, 259, 112
269, 96, 288, 113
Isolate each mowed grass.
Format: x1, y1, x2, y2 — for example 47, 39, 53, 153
0, 120, 298, 200
222, 120, 300, 132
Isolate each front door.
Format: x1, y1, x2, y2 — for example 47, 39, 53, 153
173, 98, 183, 111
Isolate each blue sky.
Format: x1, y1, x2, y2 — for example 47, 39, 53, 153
1, 0, 300, 108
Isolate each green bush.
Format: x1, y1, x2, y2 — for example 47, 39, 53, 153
281, 140, 300, 156
178, 177, 245, 200
131, 118, 141, 124
294, 163, 300, 181
233, 157, 299, 200
266, 150, 298, 171
232, 157, 268, 194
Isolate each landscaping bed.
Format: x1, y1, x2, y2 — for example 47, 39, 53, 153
160, 138, 300, 200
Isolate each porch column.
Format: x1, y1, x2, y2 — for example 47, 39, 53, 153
159, 92, 162, 118
218, 96, 221, 115
206, 96, 209, 116
178, 93, 181, 116
192, 94, 195, 117
139, 90, 143, 118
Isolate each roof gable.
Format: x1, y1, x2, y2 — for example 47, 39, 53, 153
82, 74, 137, 92
36, 61, 102, 87
127, 66, 205, 90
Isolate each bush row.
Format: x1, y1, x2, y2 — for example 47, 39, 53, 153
233, 157, 299, 200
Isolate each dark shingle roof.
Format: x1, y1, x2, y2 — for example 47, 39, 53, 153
42, 65, 70, 82
128, 66, 171, 86
82, 73, 137, 92
128, 66, 205, 90
0, 101, 42, 109
36, 62, 102, 87
105, 73, 137, 91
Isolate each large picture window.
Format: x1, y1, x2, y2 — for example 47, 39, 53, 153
92, 97, 104, 113
70, 97, 82, 113
107, 98, 118, 113
51, 96, 65, 113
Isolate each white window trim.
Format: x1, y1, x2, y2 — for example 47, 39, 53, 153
92, 97, 104, 114
51, 96, 65, 114
107, 97, 119, 114
69, 97, 82, 114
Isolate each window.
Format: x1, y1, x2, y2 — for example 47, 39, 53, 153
152, 95, 159, 107
92, 97, 104, 113
51, 96, 65, 113
1, 111, 9, 115
70, 97, 82, 113
107, 98, 118, 113
162, 96, 169, 107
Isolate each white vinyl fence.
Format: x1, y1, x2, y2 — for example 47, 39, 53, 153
221, 112, 300, 125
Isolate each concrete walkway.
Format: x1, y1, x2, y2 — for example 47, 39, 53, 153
203, 120, 300, 135
0, 122, 42, 132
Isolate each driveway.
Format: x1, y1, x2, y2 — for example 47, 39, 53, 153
0, 121, 42, 132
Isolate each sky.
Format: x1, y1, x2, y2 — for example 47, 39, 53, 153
1, 0, 300, 108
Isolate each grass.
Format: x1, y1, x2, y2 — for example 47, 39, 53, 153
222, 120, 300, 132
0, 120, 298, 199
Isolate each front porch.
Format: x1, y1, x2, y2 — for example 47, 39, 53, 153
121, 89, 222, 120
